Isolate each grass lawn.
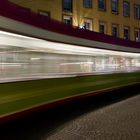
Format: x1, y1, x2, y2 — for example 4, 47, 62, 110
1, 72, 140, 117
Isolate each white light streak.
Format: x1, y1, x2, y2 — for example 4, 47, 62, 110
0, 30, 140, 58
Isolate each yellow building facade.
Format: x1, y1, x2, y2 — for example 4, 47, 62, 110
9, 0, 140, 41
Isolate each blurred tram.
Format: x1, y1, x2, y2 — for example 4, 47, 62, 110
1, 1, 140, 123
0, 1, 140, 82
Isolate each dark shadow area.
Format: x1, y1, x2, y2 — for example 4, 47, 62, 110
1, 84, 140, 140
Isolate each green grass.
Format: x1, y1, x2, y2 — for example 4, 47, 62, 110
1, 72, 140, 117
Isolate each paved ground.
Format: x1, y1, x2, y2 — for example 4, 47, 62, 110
1, 86, 140, 140
46, 94, 140, 140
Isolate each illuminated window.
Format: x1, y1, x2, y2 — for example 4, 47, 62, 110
63, 15, 72, 25
62, 0, 72, 12
111, 0, 118, 14
83, 0, 92, 8
84, 18, 93, 30
112, 24, 119, 37
124, 26, 130, 40
99, 21, 106, 34
135, 28, 140, 42
134, 4, 140, 19
38, 10, 50, 17
98, 0, 106, 11
123, 1, 130, 17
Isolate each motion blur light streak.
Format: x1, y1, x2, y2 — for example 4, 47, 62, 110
0, 30, 140, 56
0, 30, 140, 82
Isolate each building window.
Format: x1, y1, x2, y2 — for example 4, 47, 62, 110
83, 0, 92, 8
124, 26, 130, 40
112, 24, 119, 37
38, 10, 50, 17
62, 0, 72, 12
63, 15, 72, 25
134, 4, 140, 19
111, 0, 118, 14
123, 1, 130, 17
84, 18, 93, 30
98, 0, 106, 11
99, 21, 106, 34
135, 28, 140, 42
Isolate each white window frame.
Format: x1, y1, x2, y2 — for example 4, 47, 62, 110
111, 0, 118, 14
99, 21, 106, 34
112, 24, 119, 37
84, 18, 93, 31
83, 0, 92, 8
135, 28, 140, 42
124, 26, 130, 40
134, 4, 140, 19
63, 15, 72, 25
123, 1, 130, 17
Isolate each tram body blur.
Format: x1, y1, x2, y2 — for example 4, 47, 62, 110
0, 1, 140, 83
0, 30, 140, 82
1, 1, 140, 121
